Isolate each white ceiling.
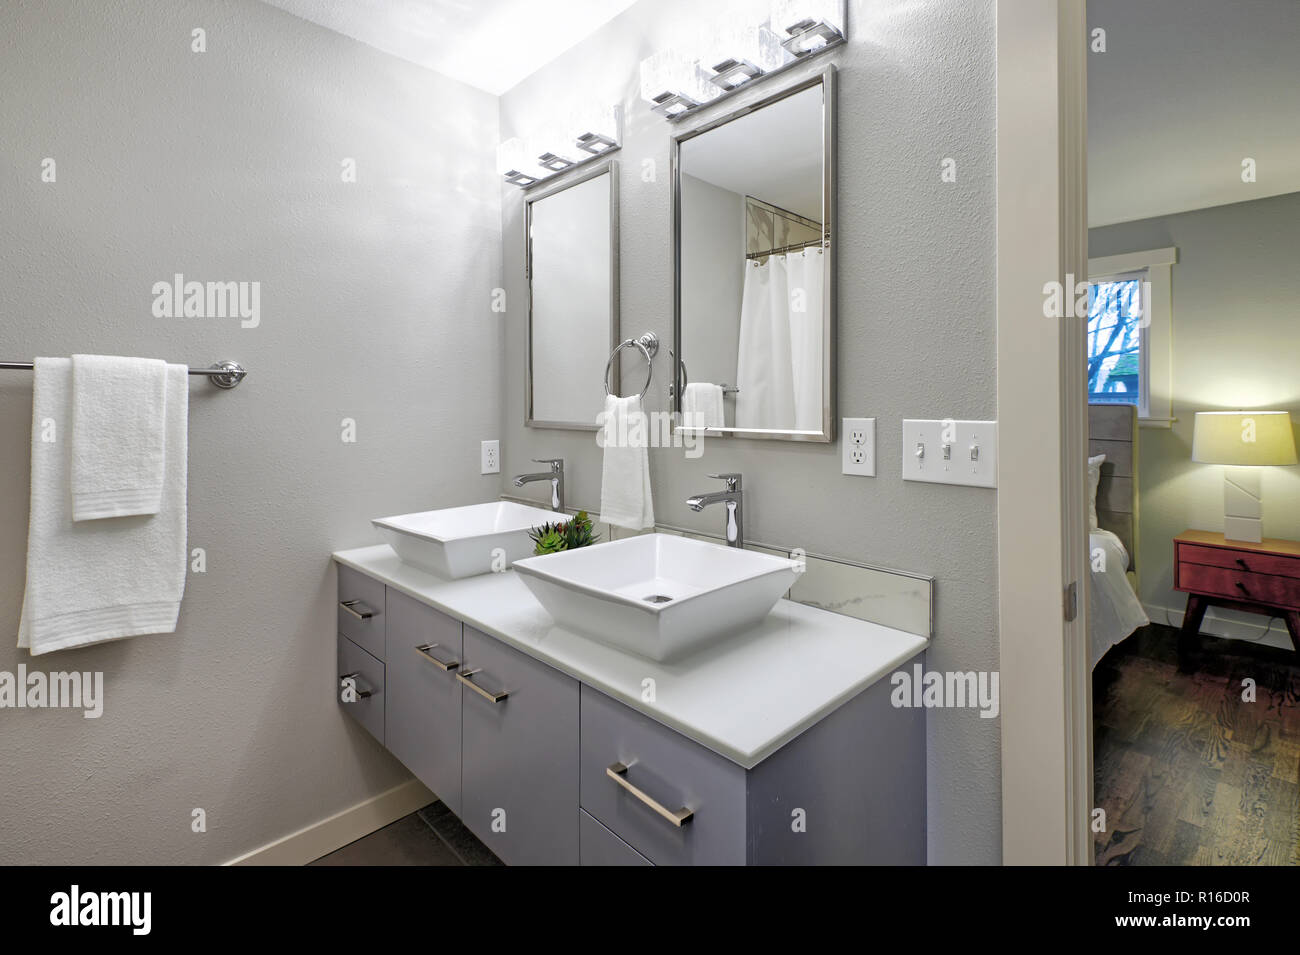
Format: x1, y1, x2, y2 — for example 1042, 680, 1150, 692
258, 0, 640, 95
681, 86, 826, 221
1088, 0, 1300, 226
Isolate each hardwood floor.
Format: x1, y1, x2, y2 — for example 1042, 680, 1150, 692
1093, 623, 1300, 865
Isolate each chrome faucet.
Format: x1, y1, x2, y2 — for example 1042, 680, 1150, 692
513, 458, 565, 512
686, 473, 743, 548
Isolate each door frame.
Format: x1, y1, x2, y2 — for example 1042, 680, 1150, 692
995, 0, 1092, 865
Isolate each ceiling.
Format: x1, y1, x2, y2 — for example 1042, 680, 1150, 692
1088, 0, 1300, 226
258, 0, 640, 95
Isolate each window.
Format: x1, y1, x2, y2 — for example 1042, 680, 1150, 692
1086, 246, 1177, 426
1087, 272, 1146, 416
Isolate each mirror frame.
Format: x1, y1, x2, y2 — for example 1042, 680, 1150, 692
671, 65, 837, 443
525, 159, 621, 431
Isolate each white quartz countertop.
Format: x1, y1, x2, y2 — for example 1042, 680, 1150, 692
333, 545, 928, 770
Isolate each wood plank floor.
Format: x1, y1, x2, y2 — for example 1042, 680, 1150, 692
1093, 623, 1300, 865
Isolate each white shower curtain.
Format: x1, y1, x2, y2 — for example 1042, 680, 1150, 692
735, 255, 796, 430
735, 250, 823, 431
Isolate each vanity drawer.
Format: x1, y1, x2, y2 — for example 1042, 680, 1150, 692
460, 626, 579, 865
385, 589, 463, 814
337, 565, 385, 660
579, 685, 747, 866
337, 633, 384, 745
579, 809, 651, 866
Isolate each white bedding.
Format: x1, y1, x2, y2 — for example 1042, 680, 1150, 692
1089, 529, 1149, 668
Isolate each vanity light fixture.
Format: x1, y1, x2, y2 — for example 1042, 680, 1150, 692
537, 151, 576, 172
498, 106, 622, 189
640, 49, 720, 117
573, 105, 622, 155
771, 0, 846, 56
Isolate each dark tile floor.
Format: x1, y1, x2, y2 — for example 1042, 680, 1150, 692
310, 800, 502, 866
1093, 623, 1300, 866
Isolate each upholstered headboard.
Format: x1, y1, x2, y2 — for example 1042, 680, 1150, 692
1088, 403, 1139, 575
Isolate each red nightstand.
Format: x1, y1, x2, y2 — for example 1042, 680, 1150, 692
1174, 530, 1300, 662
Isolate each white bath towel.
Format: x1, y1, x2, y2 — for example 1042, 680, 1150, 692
18, 358, 189, 655
683, 382, 725, 429
599, 394, 654, 530
71, 354, 169, 520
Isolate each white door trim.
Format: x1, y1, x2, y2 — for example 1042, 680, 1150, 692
995, 0, 1091, 865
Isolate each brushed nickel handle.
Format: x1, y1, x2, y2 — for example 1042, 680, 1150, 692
415, 643, 459, 671
457, 668, 508, 703
606, 762, 694, 827
339, 672, 373, 699
339, 599, 375, 621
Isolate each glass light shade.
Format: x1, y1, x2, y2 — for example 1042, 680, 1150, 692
570, 104, 621, 154
639, 49, 720, 114
1192, 411, 1298, 466
770, 0, 846, 53
495, 137, 538, 185
705, 23, 787, 89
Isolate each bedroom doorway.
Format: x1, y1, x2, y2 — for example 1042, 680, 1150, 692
1084, 0, 1300, 866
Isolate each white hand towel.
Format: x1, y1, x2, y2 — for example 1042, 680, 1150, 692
683, 382, 725, 429
599, 394, 654, 530
18, 358, 189, 655
70, 354, 169, 520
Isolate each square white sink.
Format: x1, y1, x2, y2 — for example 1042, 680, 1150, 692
373, 501, 565, 579
512, 534, 800, 662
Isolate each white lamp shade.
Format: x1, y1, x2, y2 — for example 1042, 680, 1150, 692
1192, 411, 1298, 466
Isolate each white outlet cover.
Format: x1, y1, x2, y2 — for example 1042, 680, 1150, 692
842, 417, 875, 477
480, 439, 500, 475
902, 419, 996, 488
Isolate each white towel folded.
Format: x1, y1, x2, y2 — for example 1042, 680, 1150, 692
599, 394, 654, 531
18, 358, 189, 655
71, 354, 169, 521
683, 382, 725, 429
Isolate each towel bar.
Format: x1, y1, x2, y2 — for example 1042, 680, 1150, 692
0, 359, 247, 389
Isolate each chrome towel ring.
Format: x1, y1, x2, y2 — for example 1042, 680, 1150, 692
604, 331, 659, 402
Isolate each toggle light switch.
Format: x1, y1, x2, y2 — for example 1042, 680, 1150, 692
902, 420, 997, 488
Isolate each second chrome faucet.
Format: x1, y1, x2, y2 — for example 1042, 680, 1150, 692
686, 473, 743, 548
513, 457, 565, 512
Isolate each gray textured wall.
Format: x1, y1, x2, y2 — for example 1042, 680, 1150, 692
1089, 193, 1300, 648
0, 0, 502, 863
499, 0, 1001, 863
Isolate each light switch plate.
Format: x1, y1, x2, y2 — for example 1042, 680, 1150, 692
902, 419, 997, 488
842, 417, 875, 476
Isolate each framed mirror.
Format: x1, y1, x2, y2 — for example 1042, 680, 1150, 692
526, 160, 619, 430
672, 67, 835, 442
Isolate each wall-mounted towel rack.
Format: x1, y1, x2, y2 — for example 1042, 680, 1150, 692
667, 351, 739, 401
604, 332, 658, 402
0, 359, 247, 389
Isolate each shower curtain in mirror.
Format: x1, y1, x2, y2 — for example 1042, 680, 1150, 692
735, 248, 824, 431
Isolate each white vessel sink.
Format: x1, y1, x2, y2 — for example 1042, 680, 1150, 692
512, 534, 800, 662
373, 502, 564, 579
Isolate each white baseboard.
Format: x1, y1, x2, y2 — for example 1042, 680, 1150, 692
224, 778, 436, 866
1144, 602, 1295, 652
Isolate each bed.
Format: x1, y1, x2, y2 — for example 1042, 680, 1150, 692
1089, 404, 1150, 668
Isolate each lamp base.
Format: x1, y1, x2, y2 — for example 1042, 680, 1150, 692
1223, 516, 1263, 543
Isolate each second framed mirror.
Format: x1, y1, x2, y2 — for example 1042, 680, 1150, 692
672, 67, 835, 442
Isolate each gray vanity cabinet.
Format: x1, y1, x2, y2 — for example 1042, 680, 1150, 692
459, 625, 580, 865
384, 589, 463, 814
337, 634, 384, 745
579, 809, 651, 866
337, 565, 385, 661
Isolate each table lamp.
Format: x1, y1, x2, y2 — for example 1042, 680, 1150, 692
1192, 410, 1298, 542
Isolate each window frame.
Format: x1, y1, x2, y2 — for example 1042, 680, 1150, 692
1087, 246, 1177, 427
1086, 270, 1149, 418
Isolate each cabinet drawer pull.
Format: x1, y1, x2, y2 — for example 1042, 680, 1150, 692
340, 599, 375, 621
457, 668, 508, 703
339, 672, 373, 699
1236, 558, 1250, 571
606, 762, 694, 827
415, 643, 459, 671
1235, 581, 1251, 596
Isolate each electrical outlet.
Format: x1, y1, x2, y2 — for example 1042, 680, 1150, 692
842, 417, 875, 476
480, 439, 499, 475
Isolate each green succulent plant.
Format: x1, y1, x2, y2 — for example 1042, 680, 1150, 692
529, 511, 600, 556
